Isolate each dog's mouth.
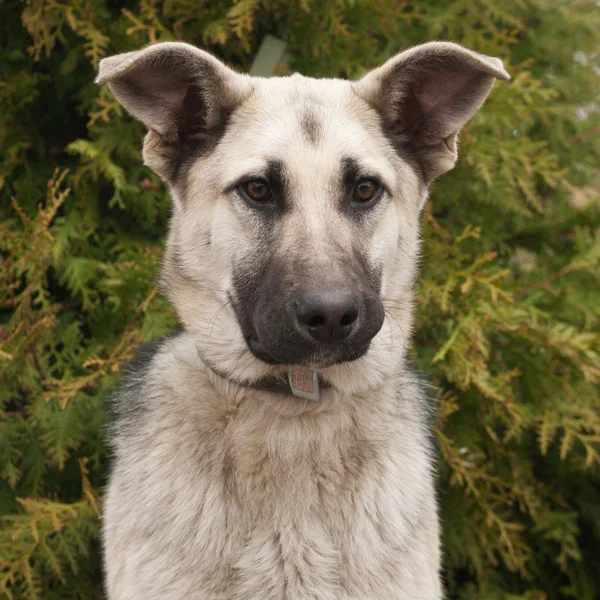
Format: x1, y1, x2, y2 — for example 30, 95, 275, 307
245, 334, 371, 369
246, 336, 280, 365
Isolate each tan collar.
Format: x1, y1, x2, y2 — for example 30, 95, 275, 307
197, 348, 328, 401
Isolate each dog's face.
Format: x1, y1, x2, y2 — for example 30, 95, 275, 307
98, 42, 508, 393
180, 76, 419, 372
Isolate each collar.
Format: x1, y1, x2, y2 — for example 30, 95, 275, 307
197, 349, 330, 401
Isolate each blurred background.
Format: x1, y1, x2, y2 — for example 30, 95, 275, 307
1, 1, 599, 598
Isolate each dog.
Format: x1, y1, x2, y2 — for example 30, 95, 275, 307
97, 40, 508, 599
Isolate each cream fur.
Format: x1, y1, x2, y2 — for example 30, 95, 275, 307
99, 40, 508, 599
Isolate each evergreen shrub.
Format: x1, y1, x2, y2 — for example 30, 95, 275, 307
1, 1, 599, 598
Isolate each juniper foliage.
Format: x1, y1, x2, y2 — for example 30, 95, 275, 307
1, 1, 599, 599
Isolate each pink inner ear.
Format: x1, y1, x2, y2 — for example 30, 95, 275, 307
355, 42, 508, 181
413, 68, 491, 140
124, 68, 189, 135
149, 79, 188, 113
416, 69, 478, 113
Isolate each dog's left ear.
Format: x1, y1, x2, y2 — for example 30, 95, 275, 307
355, 42, 510, 182
96, 42, 252, 181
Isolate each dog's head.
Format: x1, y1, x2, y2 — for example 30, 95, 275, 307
97, 41, 508, 393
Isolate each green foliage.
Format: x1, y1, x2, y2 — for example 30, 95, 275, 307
1, 0, 599, 598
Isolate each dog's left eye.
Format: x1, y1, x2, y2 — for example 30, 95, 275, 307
241, 180, 273, 203
352, 180, 381, 204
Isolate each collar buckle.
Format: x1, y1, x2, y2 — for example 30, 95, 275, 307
287, 368, 320, 401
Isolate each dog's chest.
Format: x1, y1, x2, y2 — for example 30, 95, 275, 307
147, 405, 426, 595
106, 384, 439, 599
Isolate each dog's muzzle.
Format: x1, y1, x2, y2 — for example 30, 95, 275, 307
241, 283, 385, 368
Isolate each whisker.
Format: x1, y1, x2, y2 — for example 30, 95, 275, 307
396, 237, 419, 262
206, 299, 233, 341
383, 312, 396, 353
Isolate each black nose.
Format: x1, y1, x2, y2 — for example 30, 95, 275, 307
295, 289, 359, 343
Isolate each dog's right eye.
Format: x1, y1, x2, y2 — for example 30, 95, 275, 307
240, 180, 273, 203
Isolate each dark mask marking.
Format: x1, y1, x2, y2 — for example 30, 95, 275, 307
300, 110, 322, 145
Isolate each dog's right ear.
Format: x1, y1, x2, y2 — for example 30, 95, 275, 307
96, 42, 252, 181
354, 42, 509, 184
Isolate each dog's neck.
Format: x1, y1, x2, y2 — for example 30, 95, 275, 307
196, 346, 330, 401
